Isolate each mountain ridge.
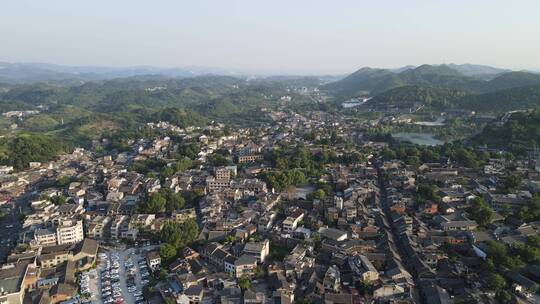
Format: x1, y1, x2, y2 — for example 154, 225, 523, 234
322, 64, 540, 97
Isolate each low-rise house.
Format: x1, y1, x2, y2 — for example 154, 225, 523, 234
146, 251, 161, 271
38, 239, 98, 270
234, 254, 258, 278
184, 285, 204, 303
349, 255, 379, 282
373, 285, 405, 300
243, 239, 270, 263
318, 227, 348, 242
282, 210, 304, 234
0, 261, 33, 304
172, 208, 197, 224
440, 220, 478, 232
323, 265, 341, 293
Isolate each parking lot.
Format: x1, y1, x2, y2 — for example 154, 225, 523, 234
78, 248, 151, 304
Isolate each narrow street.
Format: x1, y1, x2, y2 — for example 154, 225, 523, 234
375, 163, 421, 303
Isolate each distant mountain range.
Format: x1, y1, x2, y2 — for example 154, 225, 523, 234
0, 62, 249, 84
321, 64, 539, 96
0, 61, 347, 85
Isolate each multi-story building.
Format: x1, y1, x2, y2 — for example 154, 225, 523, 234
34, 228, 57, 246
282, 210, 304, 234
56, 219, 84, 245
234, 254, 258, 278
206, 176, 232, 192
215, 167, 231, 181
110, 215, 128, 240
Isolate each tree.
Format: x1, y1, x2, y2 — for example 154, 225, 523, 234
254, 266, 265, 279
51, 195, 67, 206
495, 290, 514, 303
500, 203, 512, 218
416, 183, 441, 203
207, 154, 231, 167
485, 241, 507, 266
160, 221, 183, 248
238, 275, 252, 291
159, 188, 185, 212
174, 158, 192, 171
527, 235, 540, 248
485, 240, 525, 270
468, 197, 493, 227
518, 195, 540, 222
307, 189, 326, 200
164, 297, 176, 304
358, 278, 373, 295
160, 219, 199, 249
486, 272, 506, 291
140, 192, 166, 213
502, 174, 522, 192
185, 188, 205, 207
514, 243, 540, 264
1, 133, 66, 170
160, 166, 174, 179
160, 243, 177, 263
181, 219, 199, 245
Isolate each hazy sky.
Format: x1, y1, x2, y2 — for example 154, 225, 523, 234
1, 0, 539, 74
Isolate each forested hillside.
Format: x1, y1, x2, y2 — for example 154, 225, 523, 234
472, 110, 540, 154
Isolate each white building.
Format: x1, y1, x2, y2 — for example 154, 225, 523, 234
56, 219, 84, 245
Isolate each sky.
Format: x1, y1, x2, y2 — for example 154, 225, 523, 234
1, 0, 540, 75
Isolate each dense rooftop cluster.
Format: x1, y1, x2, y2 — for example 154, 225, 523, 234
0, 104, 539, 304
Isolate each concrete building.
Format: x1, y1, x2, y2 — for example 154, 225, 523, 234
56, 219, 84, 245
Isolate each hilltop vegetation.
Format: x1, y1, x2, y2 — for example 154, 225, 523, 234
367, 84, 540, 113
471, 110, 540, 154
324, 64, 540, 96
371, 85, 471, 108
0, 133, 68, 170
456, 85, 540, 112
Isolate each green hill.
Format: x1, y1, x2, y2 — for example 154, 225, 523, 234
371, 85, 471, 108
456, 85, 540, 112
321, 64, 540, 97
472, 110, 540, 154
483, 72, 540, 92
321, 67, 404, 96
446, 63, 510, 77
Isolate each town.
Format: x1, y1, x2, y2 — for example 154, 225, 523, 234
0, 106, 539, 304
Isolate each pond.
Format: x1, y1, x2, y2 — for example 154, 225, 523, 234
392, 132, 445, 146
